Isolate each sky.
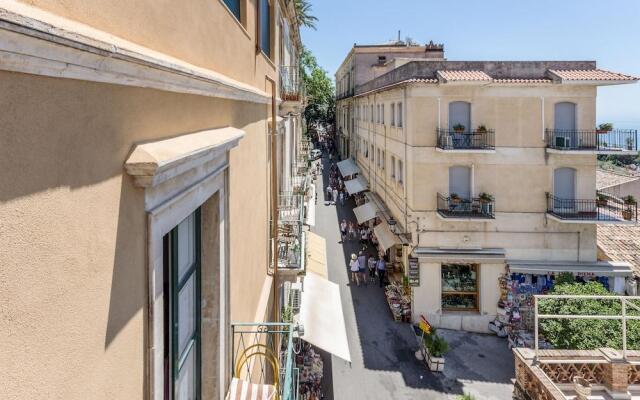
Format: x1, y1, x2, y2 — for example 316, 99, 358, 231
300, 0, 640, 127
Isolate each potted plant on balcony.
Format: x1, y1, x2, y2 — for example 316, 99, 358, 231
453, 123, 465, 133
596, 192, 608, 207
423, 329, 449, 372
622, 195, 637, 220
479, 192, 494, 204
476, 125, 488, 134
596, 122, 613, 134
450, 193, 461, 204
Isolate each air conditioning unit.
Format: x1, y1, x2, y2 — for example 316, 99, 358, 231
555, 136, 571, 149
283, 281, 292, 310
289, 282, 302, 313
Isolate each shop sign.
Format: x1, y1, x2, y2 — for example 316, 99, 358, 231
408, 257, 420, 286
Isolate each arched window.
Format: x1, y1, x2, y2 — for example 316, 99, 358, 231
449, 166, 471, 199
448, 101, 471, 132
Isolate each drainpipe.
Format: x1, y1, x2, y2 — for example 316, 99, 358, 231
403, 86, 408, 236
266, 76, 279, 321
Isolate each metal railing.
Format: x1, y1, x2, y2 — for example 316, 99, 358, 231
546, 191, 637, 222
436, 128, 495, 150
277, 193, 305, 270
436, 193, 495, 218
280, 65, 302, 102
336, 88, 354, 100
534, 295, 640, 360
545, 129, 638, 152
230, 322, 299, 400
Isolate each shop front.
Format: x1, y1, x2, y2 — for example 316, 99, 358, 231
411, 248, 507, 333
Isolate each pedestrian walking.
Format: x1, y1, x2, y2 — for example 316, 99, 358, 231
357, 251, 367, 286
339, 191, 345, 206
376, 257, 386, 288
348, 221, 357, 241
332, 188, 338, 205
349, 253, 361, 286
368, 255, 376, 283
360, 228, 368, 246
340, 219, 347, 242
326, 185, 332, 200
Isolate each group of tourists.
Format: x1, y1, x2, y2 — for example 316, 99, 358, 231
348, 251, 386, 288
325, 163, 346, 205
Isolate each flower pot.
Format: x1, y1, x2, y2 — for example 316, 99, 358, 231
426, 349, 445, 372
453, 129, 464, 134
573, 376, 591, 400
622, 209, 633, 221
451, 197, 461, 204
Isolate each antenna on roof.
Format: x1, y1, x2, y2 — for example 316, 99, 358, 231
397, 30, 401, 43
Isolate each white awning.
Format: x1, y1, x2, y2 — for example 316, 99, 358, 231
344, 176, 368, 195
300, 273, 351, 362
353, 202, 379, 224
374, 223, 400, 252
337, 158, 360, 177
508, 260, 634, 277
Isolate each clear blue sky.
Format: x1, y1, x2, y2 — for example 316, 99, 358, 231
301, 0, 640, 127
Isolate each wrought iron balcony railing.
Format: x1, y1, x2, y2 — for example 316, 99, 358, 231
546, 191, 637, 222
280, 65, 302, 102
277, 193, 305, 270
437, 193, 495, 219
230, 323, 299, 400
545, 129, 638, 152
436, 128, 495, 150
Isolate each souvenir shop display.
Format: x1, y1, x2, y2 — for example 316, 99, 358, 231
297, 343, 324, 400
441, 264, 478, 311
385, 281, 411, 322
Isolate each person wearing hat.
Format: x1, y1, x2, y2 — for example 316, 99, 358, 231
349, 253, 361, 286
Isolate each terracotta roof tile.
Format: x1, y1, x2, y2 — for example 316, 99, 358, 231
549, 69, 638, 81
597, 225, 640, 277
437, 70, 492, 82
596, 170, 640, 190
493, 78, 552, 84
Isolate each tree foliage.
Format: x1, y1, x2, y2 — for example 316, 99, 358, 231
293, 0, 318, 30
538, 281, 640, 350
300, 46, 335, 128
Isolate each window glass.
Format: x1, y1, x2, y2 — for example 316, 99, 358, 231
391, 156, 396, 177
381, 104, 385, 124
178, 275, 196, 354
177, 213, 195, 283
175, 344, 196, 400
441, 264, 479, 311
398, 160, 403, 184
223, 0, 241, 21
259, 0, 271, 57
381, 151, 385, 169
391, 103, 395, 126
397, 102, 403, 127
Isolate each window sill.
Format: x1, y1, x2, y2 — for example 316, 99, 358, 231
218, 0, 252, 41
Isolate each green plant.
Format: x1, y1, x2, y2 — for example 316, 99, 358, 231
424, 329, 449, 357
597, 123, 613, 132
538, 282, 640, 350
623, 195, 637, 205
476, 125, 488, 133
281, 305, 293, 323
555, 272, 575, 286
450, 193, 460, 200
479, 192, 494, 202
453, 123, 465, 132
457, 394, 477, 400
597, 192, 608, 201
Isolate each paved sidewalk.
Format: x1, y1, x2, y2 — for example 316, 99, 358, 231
311, 155, 515, 400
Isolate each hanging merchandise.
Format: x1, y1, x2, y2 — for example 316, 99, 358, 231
298, 343, 324, 400
385, 281, 412, 322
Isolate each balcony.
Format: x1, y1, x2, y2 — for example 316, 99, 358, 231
336, 88, 354, 100
437, 193, 495, 219
229, 323, 299, 400
436, 128, 495, 151
277, 193, 305, 270
545, 129, 638, 154
546, 192, 637, 223
279, 65, 303, 103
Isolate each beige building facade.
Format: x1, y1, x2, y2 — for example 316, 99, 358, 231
336, 43, 638, 332
0, 0, 306, 399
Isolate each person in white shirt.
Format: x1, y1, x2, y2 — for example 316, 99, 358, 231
349, 253, 361, 286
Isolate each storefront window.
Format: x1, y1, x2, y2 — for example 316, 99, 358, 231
441, 263, 478, 311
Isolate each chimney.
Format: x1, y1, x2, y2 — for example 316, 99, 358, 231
425, 40, 445, 59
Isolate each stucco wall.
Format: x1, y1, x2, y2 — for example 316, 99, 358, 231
17, 0, 278, 89
0, 71, 270, 399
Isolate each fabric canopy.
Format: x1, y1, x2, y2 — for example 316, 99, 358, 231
508, 261, 633, 277
353, 202, 378, 224
337, 158, 359, 177
300, 273, 351, 362
306, 232, 328, 279
374, 223, 400, 252
344, 176, 368, 195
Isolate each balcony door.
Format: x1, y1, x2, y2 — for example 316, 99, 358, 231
553, 167, 576, 211
449, 166, 471, 200
554, 102, 576, 148
449, 101, 471, 132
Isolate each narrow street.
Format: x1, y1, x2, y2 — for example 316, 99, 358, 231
311, 155, 453, 400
